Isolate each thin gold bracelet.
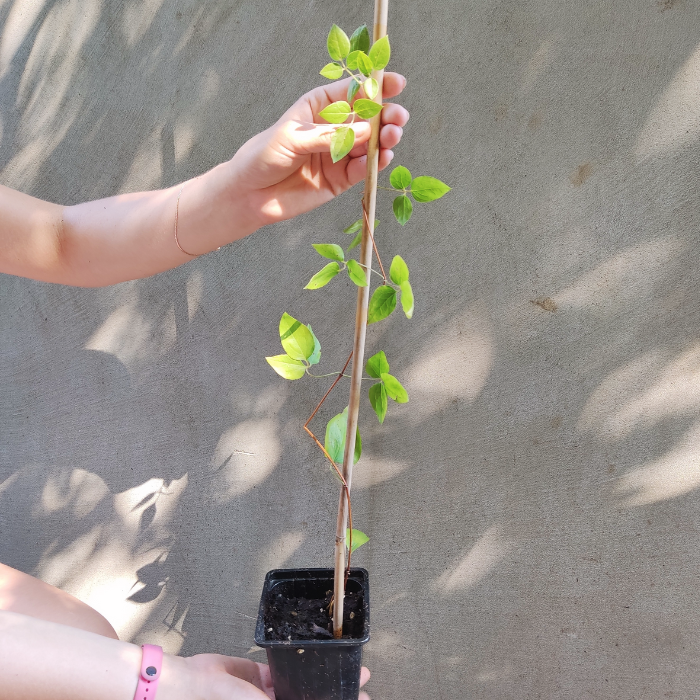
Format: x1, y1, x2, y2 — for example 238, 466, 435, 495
174, 182, 199, 257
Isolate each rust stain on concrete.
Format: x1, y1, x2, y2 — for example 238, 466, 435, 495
528, 111, 543, 131
531, 297, 558, 312
657, 0, 678, 11
570, 162, 593, 187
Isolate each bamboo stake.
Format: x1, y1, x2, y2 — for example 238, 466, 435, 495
333, 0, 390, 639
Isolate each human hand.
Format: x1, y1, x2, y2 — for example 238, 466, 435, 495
181, 654, 371, 700
227, 74, 409, 227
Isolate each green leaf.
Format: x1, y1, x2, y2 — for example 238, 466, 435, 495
327, 25, 350, 61
347, 230, 362, 251
266, 354, 306, 380
390, 165, 412, 190
347, 78, 362, 102
363, 78, 379, 100
343, 219, 362, 235
369, 383, 388, 423
346, 259, 368, 287
389, 255, 409, 285
368, 35, 391, 70
346, 50, 360, 70
306, 325, 321, 366
366, 350, 390, 379
330, 126, 355, 163
279, 312, 315, 361
325, 407, 362, 465
346, 528, 370, 553
381, 372, 409, 403
353, 99, 383, 120
320, 62, 343, 80
393, 195, 413, 225
319, 101, 351, 124
355, 51, 373, 76
368, 286, 397, 324
399, 280, 414, 319
312, 243, 344, 262
305, 262, 340, 289
349, 25, 370, 53
346, 219, 378, 251
410, 176, 452, 203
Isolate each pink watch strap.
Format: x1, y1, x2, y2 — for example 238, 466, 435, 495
133, 644, 163, 700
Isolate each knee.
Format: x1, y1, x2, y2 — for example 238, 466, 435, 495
0, 562, 119, 639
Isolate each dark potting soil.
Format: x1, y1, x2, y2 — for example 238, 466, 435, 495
263, 586, 365, 641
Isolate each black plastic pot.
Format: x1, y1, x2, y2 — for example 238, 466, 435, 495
254, 568, 370, 700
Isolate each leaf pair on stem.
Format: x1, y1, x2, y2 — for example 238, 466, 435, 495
389, 165, 451, 226
367, 255, 413, 323
365, 350, 408, 424
265, 313, 320, 380
305, 243, 368, 289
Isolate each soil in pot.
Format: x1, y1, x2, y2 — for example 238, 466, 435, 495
262, 581, 364, 641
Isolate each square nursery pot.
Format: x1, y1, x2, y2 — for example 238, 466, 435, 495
254, 567, 370, 700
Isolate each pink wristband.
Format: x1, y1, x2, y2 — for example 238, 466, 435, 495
133, 644, 163, 700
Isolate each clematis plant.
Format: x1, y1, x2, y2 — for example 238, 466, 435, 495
265, 22, 450, 637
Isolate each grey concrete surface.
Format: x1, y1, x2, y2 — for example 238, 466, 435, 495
2, 0, 700, 697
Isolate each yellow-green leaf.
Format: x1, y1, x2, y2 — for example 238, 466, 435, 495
346, 259, 368, 287
325, 407, 362, 465
363, 78, 379, 100
306, 325, 321, 366
305, 262, 341, 289
312, 243, 344, 262
266, 354, 306, 380
355, 51, 373, 76
410, 176, 452, 203
368, 35, 390, 70
346, 528, 370, 553
319, 101, 351, 124
399, 280, 414, 319
330, 126, 355, 163
389, 255, 409, 285
368, 286, 397, 324
393, 195, 412, 225
353, 98, 383, 120
279, 312, 315, 361
390, 165, 412, 190
343, 219, 362, 235
366, 350, 390, 379
369, 383, 388, 423
327, 25, 350, 61
347, 50, 360, 70
381, 372, 409, 403
320, 62, 343, 80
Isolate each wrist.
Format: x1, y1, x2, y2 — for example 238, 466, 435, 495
218, 156, 272, 232
155, 653, 199, 700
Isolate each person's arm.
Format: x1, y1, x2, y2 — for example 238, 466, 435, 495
0, 610, 273, 700
0, 74, 408, 287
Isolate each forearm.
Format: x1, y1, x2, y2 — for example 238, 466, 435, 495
0, 611, 192, 700
0, 160, 262, 287
61, 161, 264, 287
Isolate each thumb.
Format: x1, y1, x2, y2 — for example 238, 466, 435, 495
281, 120, 371, 155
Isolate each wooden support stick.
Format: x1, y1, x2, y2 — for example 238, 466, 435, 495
333, 0, 390, 639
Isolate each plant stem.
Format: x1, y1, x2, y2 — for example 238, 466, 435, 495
333, 0, 389, 640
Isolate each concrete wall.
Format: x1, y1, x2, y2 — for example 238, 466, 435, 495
2, 0, 700, 697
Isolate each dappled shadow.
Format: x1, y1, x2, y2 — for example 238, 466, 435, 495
4, 1, 700, 699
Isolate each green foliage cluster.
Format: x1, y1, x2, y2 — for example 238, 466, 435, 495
265, 24, 451, 554
319, 24, 391, 162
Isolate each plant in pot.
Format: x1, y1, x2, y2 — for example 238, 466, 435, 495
253, 3, 450, 698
